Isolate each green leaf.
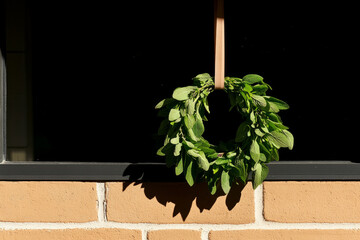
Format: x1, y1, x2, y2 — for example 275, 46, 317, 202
243, 74, 263, 84
208, 152, 219, 160
260, 121, 270, 133
265, 96, 289, 110
172, 86, 198, 101
202, 98, 210, 113
195, 73, 212, 80
182, 139, 195, 148
156, 146, 165, 156
155, 99, 166, 109
271, 148, 279, 161
258, 141, 271, 157
174, 143, 182, 156
250, 140, 260, 162
175, 157, 184, 176
199, 146, 216, 156
209, 181, 218, 195
252, 163, 269, 189
191, 102, 205, 137
158, 142, 173, 156
240, 91, 250, 112
234, 158, 248, 183
267, 131, 292, 149
197, 151, 210, 171
187, 149, 199, 158
185, 160, 195, 186
268, 102, 280, 113
250, 111, 256, 124
235, 122, 249, 143
168, 108, 180, 121
283, 130, 294, 150
187, 128, 200, 142
243, 83, 253, 92
259, 153, 267, 162
229, 94, 243, 112
255, 128, 265, 137
208, 168, 220, 195
193, 73, 212, 87
198, 137, 211, 147
267, 119, 289, 131
215, 158, 230, 165
193, 116, 204, 137
221, 170, 231, 194
187, 149, 209, 171
226, 151, 236, 158
184, 114, 195, 129
185, 99, 196, 115
170, 134, 180, 144
252, 94, 267, 108
155, 98, 175, 109
252, 84, 268, 95
268, 113, 282, 123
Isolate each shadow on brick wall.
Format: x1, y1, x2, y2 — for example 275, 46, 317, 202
123, 164, 245, 221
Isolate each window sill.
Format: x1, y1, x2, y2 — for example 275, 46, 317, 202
0, 161, 359, 181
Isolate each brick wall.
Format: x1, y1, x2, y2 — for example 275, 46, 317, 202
0, 181, 359, 239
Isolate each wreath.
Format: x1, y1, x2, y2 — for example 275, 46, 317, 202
155, 73, 293, 194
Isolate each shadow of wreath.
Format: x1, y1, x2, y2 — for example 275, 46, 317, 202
122, 164, 245, 221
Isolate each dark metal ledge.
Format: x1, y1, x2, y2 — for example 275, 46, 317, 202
0, 161, 359, 181
266, 161, 360, 180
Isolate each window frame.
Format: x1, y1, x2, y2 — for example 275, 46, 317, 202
0, 1, 359, 182
0, 49, 6, 162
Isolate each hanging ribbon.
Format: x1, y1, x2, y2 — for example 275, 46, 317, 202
214, 0, 225, 89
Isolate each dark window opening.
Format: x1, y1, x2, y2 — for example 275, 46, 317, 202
30, 1, 214, 161
4, 1, 357, 162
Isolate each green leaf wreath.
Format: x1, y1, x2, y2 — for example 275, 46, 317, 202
155, 73, 293, 194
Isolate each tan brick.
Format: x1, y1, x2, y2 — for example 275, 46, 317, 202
0, 182, 98, 222
106, 182, 254, 224
209, 230, 360, 240
0, 229, 141, 240
263, 181, 360, 223
148, 230, 201, 240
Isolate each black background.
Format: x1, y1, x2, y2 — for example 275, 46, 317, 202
29, 1, 357, 161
